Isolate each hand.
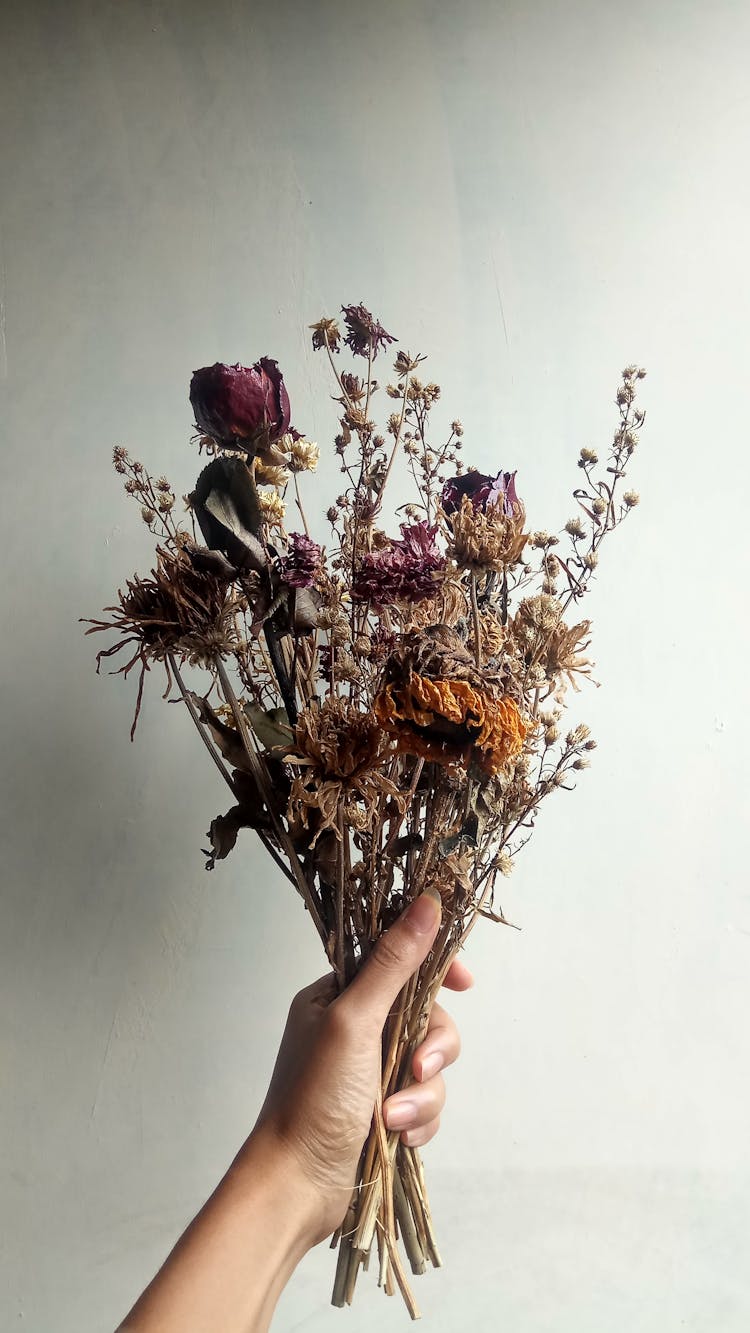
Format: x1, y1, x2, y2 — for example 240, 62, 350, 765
249, 890, 473, 1246
117, 892, 472, 1333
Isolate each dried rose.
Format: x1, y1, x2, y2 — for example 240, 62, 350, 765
190, 360, 291, 448
441, 469, 519, 517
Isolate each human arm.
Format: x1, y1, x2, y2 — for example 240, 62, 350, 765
117, 890, 472, 1333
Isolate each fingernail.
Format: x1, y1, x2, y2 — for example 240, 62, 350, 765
385, 1099, 417, 1130
419, 1051, 444, 1081
405, 890, 442, 934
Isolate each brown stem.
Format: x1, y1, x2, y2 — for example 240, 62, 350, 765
215, 659, 327, 947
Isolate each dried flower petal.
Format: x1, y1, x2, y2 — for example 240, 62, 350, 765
341, 303, 396, 359
352, 521, 445, 607
190, 360, 291, 448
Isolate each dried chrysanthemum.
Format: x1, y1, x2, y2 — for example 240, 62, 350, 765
511, 595, 594, 696
258, 489, 286, 528
447, 494, 527, 573
341, 303, 396, 359
352, 521, 445, 607
399, 581, 468, 633
373, 627, 528, 775
254, 460, 290, 489
84, 547, 239, 738
286, 697, 399, 843
283, 433, 320, 473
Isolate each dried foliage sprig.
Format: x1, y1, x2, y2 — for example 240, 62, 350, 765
85, 305, 645, 1316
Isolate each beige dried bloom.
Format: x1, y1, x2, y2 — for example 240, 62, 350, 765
580, 447, 598, 464
623, 490, 640, 507
567, 723, 591, 745
259, 489, 286, 528
255, 460, 290, 488
497, 851, 514, 877
565, 518, 586, 539
448, 495, 527, 574
287, 436, 320, 473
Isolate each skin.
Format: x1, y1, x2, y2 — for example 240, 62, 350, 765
118, 892, 472, 1333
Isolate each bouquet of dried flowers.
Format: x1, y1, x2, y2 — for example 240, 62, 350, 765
85, 304, 645, 1317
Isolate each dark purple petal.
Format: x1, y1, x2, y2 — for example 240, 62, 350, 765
190, 359, 291, 446
440, 470, 494, 515
486, 470, 519, 516
340, 304, 396, 359
279, 532, 323, 589
352, 521, 445, 606
442, 469, 520, 516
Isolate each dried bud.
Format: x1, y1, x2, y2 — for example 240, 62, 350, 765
309, 317, 341, 352
190, 360, 291, 448
623, 490, 640, 508
565, 518, 586, 539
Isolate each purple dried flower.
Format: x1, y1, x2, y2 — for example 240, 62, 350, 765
279, 532, 322, 589
190, 360, 291, 448
441, 469, 519, 517
352, 521, 445, 607
341, 304, 396, 359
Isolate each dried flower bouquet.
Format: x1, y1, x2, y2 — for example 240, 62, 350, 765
85, 305, 645, 1317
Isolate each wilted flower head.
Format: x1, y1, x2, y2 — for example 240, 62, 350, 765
280, 430, 320, 473
83, 547, 239, 739
448, 494, 527, 574
279, 532, 323, 590
286, 697, 399, 843
190, 360, 291, 449
341, 304, 396, 359
258, 489, 286, 528
441, 469, 519, 517
352, 521, 445, 607
309, 317, 341, 352
374, 627, 528, 776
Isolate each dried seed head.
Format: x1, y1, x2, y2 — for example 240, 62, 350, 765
565, 518, 586, 539
623, 490, 640, 507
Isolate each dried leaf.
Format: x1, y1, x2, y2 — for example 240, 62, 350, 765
243, 702, 293, 750
192, 457, 267, 572
188, 691, 252, 772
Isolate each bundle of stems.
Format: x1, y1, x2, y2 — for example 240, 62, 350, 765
85, 303, 646, 1316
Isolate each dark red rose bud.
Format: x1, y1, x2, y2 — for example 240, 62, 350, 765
190, 359, 291, 447
441, 470, 495, 514
441, 469, 519, 516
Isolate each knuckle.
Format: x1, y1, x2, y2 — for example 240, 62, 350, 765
369, 934, 404, 977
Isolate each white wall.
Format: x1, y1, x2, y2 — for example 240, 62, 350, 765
2, 2, 749, 1329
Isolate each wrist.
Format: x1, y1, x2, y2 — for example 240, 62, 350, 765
230, 1121, 323, 1256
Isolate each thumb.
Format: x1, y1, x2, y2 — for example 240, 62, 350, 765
341, 890, 442, 1030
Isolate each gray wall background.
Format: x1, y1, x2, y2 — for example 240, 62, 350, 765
2, 1, 749, 1329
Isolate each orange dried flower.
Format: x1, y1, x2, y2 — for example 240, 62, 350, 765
374, 672, 527, 775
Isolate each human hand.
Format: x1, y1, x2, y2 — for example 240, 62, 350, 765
247, 890, 473, 1247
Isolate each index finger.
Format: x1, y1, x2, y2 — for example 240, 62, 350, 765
441, 957, 474, 992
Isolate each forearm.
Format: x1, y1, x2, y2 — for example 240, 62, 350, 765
117, 1126, 317, 1333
